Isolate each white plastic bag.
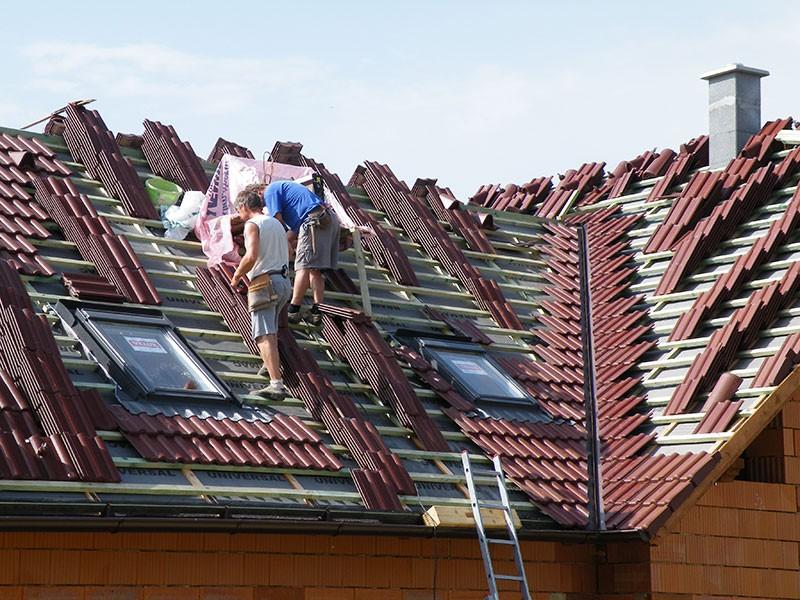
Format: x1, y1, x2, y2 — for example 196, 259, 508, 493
163, 191, 205, 240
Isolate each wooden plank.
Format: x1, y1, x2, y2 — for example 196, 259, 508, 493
423, 505, 522, 529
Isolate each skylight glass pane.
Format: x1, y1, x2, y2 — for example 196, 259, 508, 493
433, 350, 528, 400
92, 320, 220, 393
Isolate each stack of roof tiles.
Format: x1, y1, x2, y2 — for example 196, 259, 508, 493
470, 177, 553, 214
317, 304, 449, 452
655, 165, 780, 295
115, 133, 143, 150
208, 137, 255, 162
670, 155, 800, 342
194, 265, 416, 510
141, 119, 210, 192
355, 161, 523, 330
0, 132, 72, 182
666, 260, 800, 414
109, 405, 342, 470
412, 178, 495, 254
645, 135, 709, 202
424, 306, 494, 346
0, 132, 73, 276
61, 272, 125, 303
271, 142, 419, 286
32, 176, 162, 305
535, 162, 606, 218
579, 149, 681, 207
0, 259, 118, 482
61, 104, 159, 219
752, 333, 800, 388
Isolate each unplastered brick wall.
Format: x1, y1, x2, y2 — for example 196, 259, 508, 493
781, 399, 800, 486
649, 479, 800, 599
0, 531, 595, 599
739, 396, 800, 484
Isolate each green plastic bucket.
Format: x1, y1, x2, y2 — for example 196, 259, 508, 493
145, 177, 183, 206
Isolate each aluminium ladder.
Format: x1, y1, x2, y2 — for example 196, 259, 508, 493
461, 451, 532, 600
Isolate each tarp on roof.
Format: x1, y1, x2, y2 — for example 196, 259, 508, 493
195, 155, 313, 266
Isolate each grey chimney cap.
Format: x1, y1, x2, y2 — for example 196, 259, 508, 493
700, 63, 770, 80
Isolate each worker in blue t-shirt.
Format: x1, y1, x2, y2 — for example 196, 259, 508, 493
263, 180, 340, 325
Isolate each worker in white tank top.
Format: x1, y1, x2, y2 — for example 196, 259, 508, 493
230, 185, 292, 398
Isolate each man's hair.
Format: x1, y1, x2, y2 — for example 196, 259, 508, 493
234, 183, 266, 211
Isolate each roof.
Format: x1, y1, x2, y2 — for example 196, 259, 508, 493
0, 102, 798, 538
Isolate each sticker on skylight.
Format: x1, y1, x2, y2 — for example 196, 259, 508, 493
124, 336, 168, 354
451, 358, 489, 376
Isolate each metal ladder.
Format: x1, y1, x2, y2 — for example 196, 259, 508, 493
461, 451, 532, 600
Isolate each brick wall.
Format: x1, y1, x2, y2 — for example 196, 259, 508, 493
649, 479, 800, 599
782, 399, 800, 486
0, 530, 596, 600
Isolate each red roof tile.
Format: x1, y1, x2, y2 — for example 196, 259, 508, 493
666, 261, 800, 414
358, 160, 523, 329
32, 175, 161, 305
752, 332, 800, 388
656, 163, 780, 296
110, 406, 341, 470
141, 119, 210, 192
318, 304, 449, 452
646, 135, 709, 202
62, 104, 158, 220
0, 259, 118, 482
208, 137, 255, 163
412, 178, 495, 254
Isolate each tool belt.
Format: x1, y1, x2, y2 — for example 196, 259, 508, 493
247, 267, 286, 313
304, 205, 331, 254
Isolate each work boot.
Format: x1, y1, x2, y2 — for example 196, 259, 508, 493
256, 380, 288, 398
287, 305, 303, 325
304, 311, 322, 326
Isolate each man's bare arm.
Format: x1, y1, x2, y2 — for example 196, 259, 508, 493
231, 222, 260, 286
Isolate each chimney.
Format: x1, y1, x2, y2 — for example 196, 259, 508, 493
700, 63, 769, 170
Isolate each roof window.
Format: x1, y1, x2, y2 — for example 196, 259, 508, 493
416, 338, 534, 407
55, 301, 236, 405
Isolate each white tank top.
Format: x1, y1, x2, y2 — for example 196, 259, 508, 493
246, 213, 289, 279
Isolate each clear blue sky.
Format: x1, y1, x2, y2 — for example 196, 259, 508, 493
1, 1, 797, 197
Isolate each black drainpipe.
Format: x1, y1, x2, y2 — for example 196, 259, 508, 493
577, 224, 606, 531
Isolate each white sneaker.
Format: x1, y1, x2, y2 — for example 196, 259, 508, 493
256, 381, 287, 398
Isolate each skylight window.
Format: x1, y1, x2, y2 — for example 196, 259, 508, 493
417, 338, 534, 407
55, 301, 235, 405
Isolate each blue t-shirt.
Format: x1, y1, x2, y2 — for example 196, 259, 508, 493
262, 181, 322, 232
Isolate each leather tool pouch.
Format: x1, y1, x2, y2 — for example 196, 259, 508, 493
307, 206, 331, 229
247, 274, 278, 312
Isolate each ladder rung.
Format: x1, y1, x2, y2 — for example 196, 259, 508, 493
476, 501, 508, 510
470, 469, 501, 477
486, 538, 515, 545
494, 574, 524, 582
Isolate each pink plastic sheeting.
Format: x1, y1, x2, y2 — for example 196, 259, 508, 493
195, 156, 313, 266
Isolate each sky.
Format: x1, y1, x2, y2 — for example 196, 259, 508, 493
1, 1, 798, 198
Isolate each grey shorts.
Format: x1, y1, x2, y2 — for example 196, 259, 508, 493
251, 275, 292, 339
295, 208, 340, 271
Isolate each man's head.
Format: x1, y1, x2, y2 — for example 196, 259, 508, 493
234, 183, 266, 219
